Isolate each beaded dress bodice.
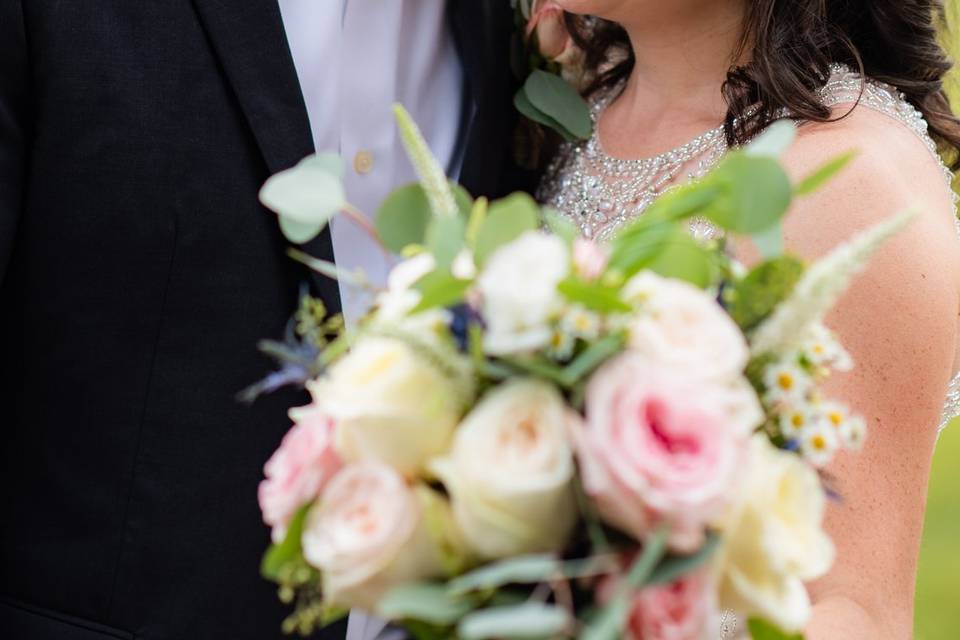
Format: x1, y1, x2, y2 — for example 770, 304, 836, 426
539, 64, 960, 435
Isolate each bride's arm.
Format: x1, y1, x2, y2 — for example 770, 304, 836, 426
755, 109, 960, 639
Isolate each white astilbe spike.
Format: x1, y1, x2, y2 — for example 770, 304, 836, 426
750, 209, 917, 357
393, 103, 458, 219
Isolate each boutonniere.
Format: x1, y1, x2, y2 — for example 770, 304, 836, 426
511, 0, 592, 144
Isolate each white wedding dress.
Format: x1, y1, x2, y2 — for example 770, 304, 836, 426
540, 64, 960, 638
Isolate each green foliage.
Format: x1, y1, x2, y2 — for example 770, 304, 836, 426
747, 618, 804, 640
473, 192, 541, 266
516, 69, 592, 141
581, 528, 670, 640
260, 153, 346, 244
646, 532, 722, 586
727, 255, 806, 332
411, 269, 472, 314
557, 276, 632, 313
744, 120, 797, 158
458, 603, 570, 639
426, 214, 467, 269
376, 182, 471, 255
794, 152, 857, 196
702, 152, 793, 234
261, 504, 310, 582
378, 583, 473, 626
644, 227, 717, 288
447, 555, 561, 595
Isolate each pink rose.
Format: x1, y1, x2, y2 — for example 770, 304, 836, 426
575, 354, 744, 552
258, 402, 342, 543
526, 1, 575, 62
626, 570, 718, 640
573, 238, 609, 281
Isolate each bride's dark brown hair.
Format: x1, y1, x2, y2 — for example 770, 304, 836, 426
564, 0, 960, 168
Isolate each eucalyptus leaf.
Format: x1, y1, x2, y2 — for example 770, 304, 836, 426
523, 70, 592, 140
794, 151, 856, 196
447, 555, 560, 595
260, 504, 310, 581
458, 603, 570, 640
260, 155, 346, 228
751, 220, 784, 259
606, 218, 679, 278
279, 216, 325, 244
704, 153, 792, 234
557, 277, 632, 313
645, 228, 716, 288
746, 617, 804, 640
744, 120, 797, 158
427, 214, 467, 268
377, 182, 472, 255
561, 333, 626, 384
378, 582, 473, 625
411, 269, 472, 314
543, 206, 579, 245
514, 88, 576, 142
646, 532, 722, 586
473, 192, 541, 266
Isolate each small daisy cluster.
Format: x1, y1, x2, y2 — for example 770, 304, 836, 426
761, 323, 866, 466
545, 304, 606, 361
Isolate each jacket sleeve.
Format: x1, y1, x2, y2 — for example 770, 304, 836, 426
0, 0, 29, 285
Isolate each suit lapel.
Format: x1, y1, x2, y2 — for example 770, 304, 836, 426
190, 0, 340, 308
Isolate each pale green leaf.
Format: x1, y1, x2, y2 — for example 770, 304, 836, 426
260, 504, 310, 582
646, 532, 722, 586
794, 151, 857, 196
523, 70, 592, 140
378, 583, 473, 625
447, 555, 560, 595
514, 88, 576, 142
458, 603, 569, 640
260, 155, 346, 226
411, 269, 472, 313
557, 277, 632, 313
744, 120, 797, 158
473, 192, 541, 266
279, 216, 325, 244
751, 220, 784, 259
645, 228, 716, 288
704, 153, 792, 234
746, 617, 804, 640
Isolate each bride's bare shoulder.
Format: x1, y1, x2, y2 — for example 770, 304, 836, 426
778, 101, 959, 268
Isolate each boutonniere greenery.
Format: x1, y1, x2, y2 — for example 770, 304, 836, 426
511, 0, 592, 144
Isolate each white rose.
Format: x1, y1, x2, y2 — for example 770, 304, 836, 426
476, 231, 569, 355
314, 336, 470, 477
431, 379, 577, 559
714, 435, 835, 632
622, 272, 748, 381
301, 463, 444, 611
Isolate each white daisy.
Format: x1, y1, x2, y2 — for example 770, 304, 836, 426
800, 420, 839, 468
545, 326, 575, 361
839, 414, 868, 450
763, 360, 812, 406
561, 305, 602, 341
779, 404, 815, 440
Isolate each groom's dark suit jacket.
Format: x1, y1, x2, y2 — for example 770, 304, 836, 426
0, 2, 528, 638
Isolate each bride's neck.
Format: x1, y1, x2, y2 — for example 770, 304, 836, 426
602, 2, 749, 155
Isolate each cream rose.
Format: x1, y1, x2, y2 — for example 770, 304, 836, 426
476, 231, 569, 355
314, 336, 471, 477
622, 272, 749, 382
432, 379, 577, 559
714, 435, 835, 633
301, 463, 444, 611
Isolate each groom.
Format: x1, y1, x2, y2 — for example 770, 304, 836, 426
0, 1, 527, 639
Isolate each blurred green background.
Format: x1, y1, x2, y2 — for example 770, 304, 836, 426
919, 6, 960, 638
915, 420, 960, 639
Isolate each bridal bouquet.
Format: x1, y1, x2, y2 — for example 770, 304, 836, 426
249, 105, 910, 640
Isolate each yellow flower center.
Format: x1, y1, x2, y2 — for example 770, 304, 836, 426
829, 411, 844, 427
811, 434, 827, 451
777, 373, 794, 390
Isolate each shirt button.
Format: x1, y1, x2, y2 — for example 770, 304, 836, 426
353, 150, 375, 175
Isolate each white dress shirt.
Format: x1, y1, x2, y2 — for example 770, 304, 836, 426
278, 2, 464, 639
279, 0, 464, 325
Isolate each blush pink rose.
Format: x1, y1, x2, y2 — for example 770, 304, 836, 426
575, 354, 744, 552
258, 402, 342, 543
573, 238, 609, 281
626, 570, 718, 640
526, 1, 575, 62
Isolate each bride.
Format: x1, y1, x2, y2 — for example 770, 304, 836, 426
533, 0, 960, 637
